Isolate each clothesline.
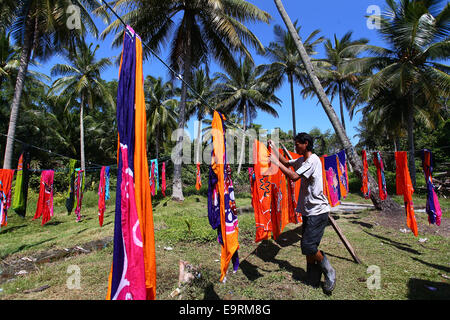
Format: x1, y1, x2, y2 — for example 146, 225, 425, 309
1, 132, 171, 173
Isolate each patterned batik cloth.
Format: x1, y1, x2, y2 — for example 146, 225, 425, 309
323, 154, 341, 206
395, 151, 418, 236
420, 149, 442, 226
361, 150, 371, 199
105, 166, 111, 201
32, 170, 54, 226
0, 169, 15, 227
196, 162, 202, 190
65, 159, 77, 214
107, 26, 155, 300
98, 166, 106, 227
373, 152, 387, 200
150, 159, 159, 195
208, 111, 239, 282
337, 150, 348, 199
149, 161, 156, 196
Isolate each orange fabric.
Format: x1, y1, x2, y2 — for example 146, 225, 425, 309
336, 155, 347, 199
395, 151, 418, 237
134, 36, 156, 299
211, 111, 239, 281
196, 162, 202, 190
251, 140, 272, 242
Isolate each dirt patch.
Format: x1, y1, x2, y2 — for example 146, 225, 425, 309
370, 209, 450, 238
0, 237, 113, 285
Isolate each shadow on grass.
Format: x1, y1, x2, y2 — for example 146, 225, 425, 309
0, 224, 27, 234
203, 283, 221, 300
408, 278, 450, 299
411, 257, 450, 273
239, 238, 306, 283
362, 230, 421, 255
8, 237, 58, 256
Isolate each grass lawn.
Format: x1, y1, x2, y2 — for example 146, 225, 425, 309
0, 189, 449, 300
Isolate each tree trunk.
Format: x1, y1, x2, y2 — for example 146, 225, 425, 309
289, 73, 297, 137
196, 119, 202, 164
172, 17, 194, 201
273, 0, 402, 212
407, 102, 416, 188
80, 94, 86, 172
2, 24, 33, 169
338, 82, 346, 131
237, 103, 247, 175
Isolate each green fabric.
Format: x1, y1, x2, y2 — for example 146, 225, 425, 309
11, 155, 25, 212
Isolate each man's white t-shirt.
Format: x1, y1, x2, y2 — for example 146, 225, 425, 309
289, 154, 330, 216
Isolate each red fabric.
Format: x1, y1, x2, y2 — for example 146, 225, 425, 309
98, 166, 106, 227
161, 161, 166, 197
33, 170, 54, 226
395, 152, 418, 237
361, 150, 370, 199
0, 169, 14, 227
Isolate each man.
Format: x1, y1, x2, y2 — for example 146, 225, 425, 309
268, 133, 336, 294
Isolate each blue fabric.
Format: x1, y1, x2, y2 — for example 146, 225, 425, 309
111, 30, 136, 298
105, 166, 110, 200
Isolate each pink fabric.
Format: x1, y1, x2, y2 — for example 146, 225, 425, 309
326, 168, 339, 206
113, 144, 146, 300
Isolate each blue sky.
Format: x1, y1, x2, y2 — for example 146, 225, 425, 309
33, 0, 391, 145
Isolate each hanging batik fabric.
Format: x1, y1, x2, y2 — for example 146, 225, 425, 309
161, 162, 166, 197
12, 148, 31, 217
74, 169, 84, 222
395, 151, 418, 236
323, 154, 341, 206
105, 166, 111, 200
150, 161, 156, 196
32, 170, 54, 226
107, 26, 155, 300
337, 150, 348, 199
196, 162, 202, 190
0, 169, 14, 228
361, 150, 371, 199
420, 149, 441, 226
150, 159, 159, 195
65, 159, 77, 214
98, 166, 106, 227
373, 152, 387, 200
250, 139, 272, 242
208, 111, 239, 282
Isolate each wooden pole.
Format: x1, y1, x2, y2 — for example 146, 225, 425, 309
279, 142, 362, 264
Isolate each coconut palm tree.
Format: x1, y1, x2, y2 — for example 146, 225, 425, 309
48, 40, 114, 172
273, 0, 402, 212
144, 75, 178, 160
215, 56, 281, 173
185, 68, 218, 164
265, 21, 324, 137
2, 0, 103, 169
346, 0, 450, 187
101, 0, 271, 201
312, 32, 369, 131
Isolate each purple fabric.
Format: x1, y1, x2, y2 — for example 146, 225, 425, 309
111, 30, 136, 298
